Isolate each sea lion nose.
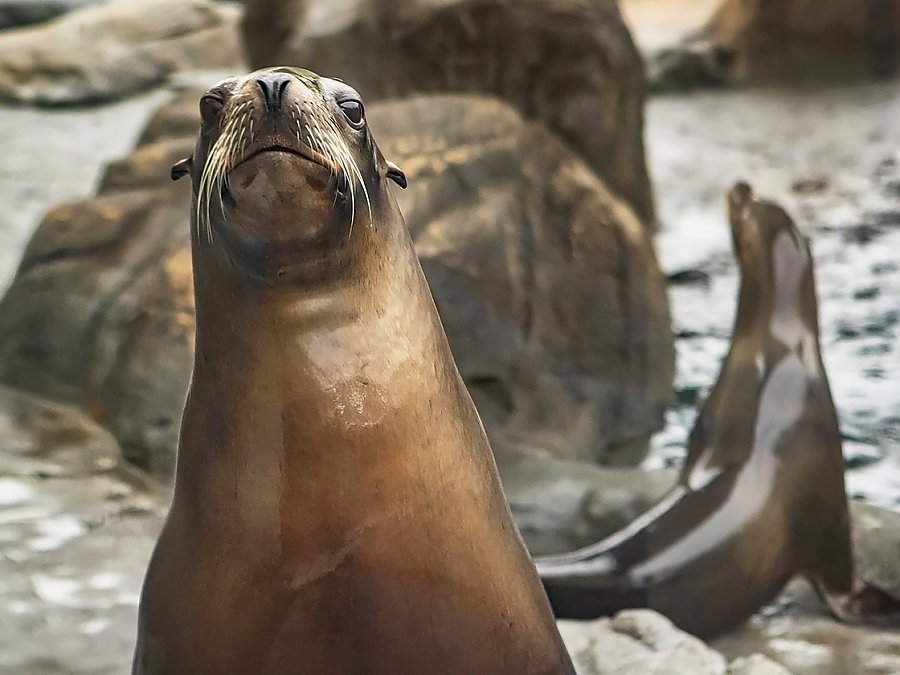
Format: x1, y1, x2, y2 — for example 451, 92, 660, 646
256, 72, 292, 113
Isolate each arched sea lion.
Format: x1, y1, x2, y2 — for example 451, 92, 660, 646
537, 182, 900, 638
132, 67, 574, 674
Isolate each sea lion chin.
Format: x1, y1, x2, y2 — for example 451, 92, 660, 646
132, 67, 575, 675
536, 182, 900, 638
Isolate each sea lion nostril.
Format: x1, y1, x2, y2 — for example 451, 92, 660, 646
256, 78, 270, 105
256, 73, 293, 112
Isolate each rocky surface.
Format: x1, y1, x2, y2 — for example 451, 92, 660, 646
0, 0, 242, 105
560, 611, 791, 675
374, 94, 674, 467
241, 0, 656, 226
703, 0, 900, 81
0, 87, 674, 474
0, 385, 166, 675
629, 0, 900, 90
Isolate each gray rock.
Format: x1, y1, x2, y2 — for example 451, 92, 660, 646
241, 0, 657, 227
0, 0, 105, 31
559, 610, 729, 674
0, 0, 243, 105
0, 89, 674, 475
727, 654, 792, 675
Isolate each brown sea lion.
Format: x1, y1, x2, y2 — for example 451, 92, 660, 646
132, 67, 574, 675
537, 182, 900, 638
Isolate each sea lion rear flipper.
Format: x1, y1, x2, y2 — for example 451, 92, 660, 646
815, 576, 900, 626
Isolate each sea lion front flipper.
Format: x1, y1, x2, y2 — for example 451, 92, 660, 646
815, 576, 900, 626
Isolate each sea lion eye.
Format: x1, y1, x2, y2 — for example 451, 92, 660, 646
200, 95, 224, 125
339, 99, 365, 127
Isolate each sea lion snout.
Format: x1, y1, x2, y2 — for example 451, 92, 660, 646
255, 71, 293, 115
183, 68, 389, 284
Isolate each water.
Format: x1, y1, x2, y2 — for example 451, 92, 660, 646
0, 90, 170, 293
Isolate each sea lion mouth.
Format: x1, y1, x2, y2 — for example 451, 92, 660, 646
233, 144, 333, 174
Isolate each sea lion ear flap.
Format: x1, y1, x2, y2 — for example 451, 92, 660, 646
171, 156, 193, 181
386, 160, 407, 189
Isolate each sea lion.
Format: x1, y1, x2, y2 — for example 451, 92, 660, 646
132, 67, 574, 675
537, 182, 900, 638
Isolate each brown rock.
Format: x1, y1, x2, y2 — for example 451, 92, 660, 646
241, 0, 656, 227
372, 94, 673, 466
704, 0, 900, 79
0, 89, 673, 475
99, 247, 195, 476
0, 122, 194, 462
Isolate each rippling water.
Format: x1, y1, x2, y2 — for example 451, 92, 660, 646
646, 80, 900, 512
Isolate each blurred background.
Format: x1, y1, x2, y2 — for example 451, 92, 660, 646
0, 0, 897, 673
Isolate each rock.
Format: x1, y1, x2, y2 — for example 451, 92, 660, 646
0, 0, 104, 31
702, 0, 900, 80
497, 446, 675, 556
559, 610, 730, 674
241, 0, 656, 227
98, 246, 195, 477
0, 88, 674, 475
727, 655, 792, 675
647, 38, 737, 93
373, 94, 674, 467
0, 0, 243, 105
0, 133, 194, 471
848, 501, 900, 596
0, 383, 119, 479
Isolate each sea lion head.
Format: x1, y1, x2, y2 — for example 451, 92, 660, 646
171, 67, 407, 285
727, 181, 819, 343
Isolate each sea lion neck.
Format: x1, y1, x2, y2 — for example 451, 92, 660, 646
190, 209, 431, 376
726, 192, 822, 368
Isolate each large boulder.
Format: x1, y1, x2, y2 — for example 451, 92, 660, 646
689, 0, 900, 82
0, 88, 673, 477
241, 0, 656, 227
0, 0, 242, 105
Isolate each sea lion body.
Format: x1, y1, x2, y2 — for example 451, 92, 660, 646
538, 183, 900, 637
133, 68, 573, 675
